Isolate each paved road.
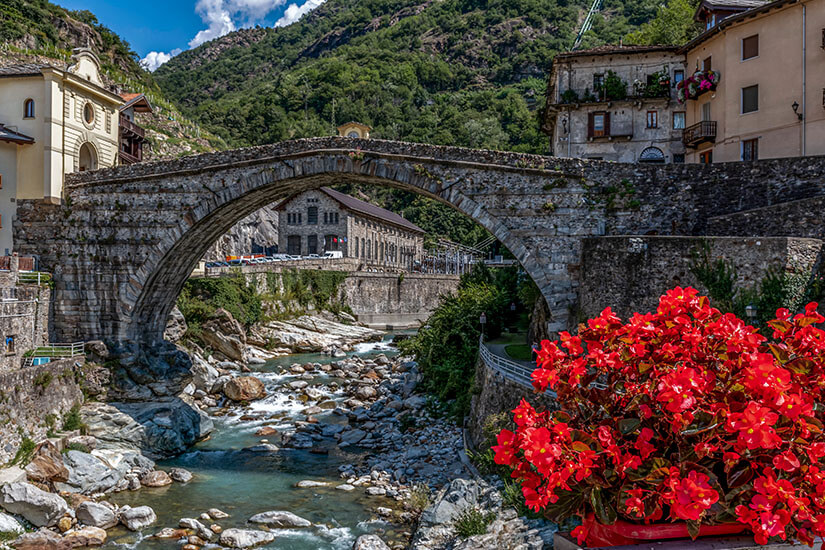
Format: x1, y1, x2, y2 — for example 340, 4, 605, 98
486, 343, 535, 368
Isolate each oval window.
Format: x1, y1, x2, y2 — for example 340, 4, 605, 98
83, 103, 95, 125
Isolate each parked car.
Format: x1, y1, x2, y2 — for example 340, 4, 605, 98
306, 254, 320, 259
323, 251, 343, 259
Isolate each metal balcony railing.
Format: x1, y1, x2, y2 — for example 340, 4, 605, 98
23, 342, 85, 367
683, 121, 717, 148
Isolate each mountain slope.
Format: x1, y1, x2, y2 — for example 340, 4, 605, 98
155, 0, 659, 154
0, 0, 227, 160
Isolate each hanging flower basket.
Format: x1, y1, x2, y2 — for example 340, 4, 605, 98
578, 514, 747, 547
677, 70, 721, 103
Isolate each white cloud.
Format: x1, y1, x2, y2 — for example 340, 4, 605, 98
140, 48, 183, 72
139, 0, 321, 72
275, 0, 325, 27
189, 0, 237, 48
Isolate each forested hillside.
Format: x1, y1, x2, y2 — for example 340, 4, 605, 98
0, 0, 226, 160
155, 0, 665, 155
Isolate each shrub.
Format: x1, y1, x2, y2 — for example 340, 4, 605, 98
33, 371, 53, 390
407, 483, 431, 515
63, 442, 90, 454
495, 287, 825, 546
10, 436, 35, 466
454, 507, 495, 538
62, 404, 86, 434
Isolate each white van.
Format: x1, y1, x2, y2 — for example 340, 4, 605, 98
323, 251, 343, 259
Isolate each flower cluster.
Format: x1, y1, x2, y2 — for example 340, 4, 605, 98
494, 287, 825, 546
677, 70, 721, 103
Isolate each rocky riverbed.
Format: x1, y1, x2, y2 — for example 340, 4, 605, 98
0, 324, 555, 549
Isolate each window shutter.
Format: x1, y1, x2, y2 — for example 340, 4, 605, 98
604, 112, 611, 136
587, 112, 594, 138
742, 35, 759, 60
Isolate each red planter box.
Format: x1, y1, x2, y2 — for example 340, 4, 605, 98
581, 514, 748, 547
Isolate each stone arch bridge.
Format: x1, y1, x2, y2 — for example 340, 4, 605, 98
14, 137, 825, 349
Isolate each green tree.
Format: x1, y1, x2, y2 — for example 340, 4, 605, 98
625, 0, 702, 45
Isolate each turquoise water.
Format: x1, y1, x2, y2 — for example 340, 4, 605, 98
105, 334, 413, 549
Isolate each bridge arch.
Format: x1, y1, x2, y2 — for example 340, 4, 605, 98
16, 137, 607, 347
129, 169, 526, 345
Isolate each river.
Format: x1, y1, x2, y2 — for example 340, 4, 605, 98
104, 333, 414, 549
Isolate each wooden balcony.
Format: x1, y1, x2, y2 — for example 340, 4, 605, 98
683, 121, 717, 148
119, 115, 145, 139
120, 150, 140, 165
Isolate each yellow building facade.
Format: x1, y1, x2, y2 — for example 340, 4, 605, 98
683, 0, 825, 162
0, 48, 123, 254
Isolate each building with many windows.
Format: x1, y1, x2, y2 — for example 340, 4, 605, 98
276, 187, 425, 271
681, 0, 824, 162
543, 45, 688, 163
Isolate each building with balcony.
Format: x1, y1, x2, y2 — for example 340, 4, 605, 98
542, 45, 688, 163
276, 187, 425, 271
119, 93, 153, 165
681, 0, 825, 162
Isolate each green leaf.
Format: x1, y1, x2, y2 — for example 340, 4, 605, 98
618, 418, 641, 434
786, 358, 814, 375
590, 487, 618, 525
727, 462, 753, 488
686, 519, 701, 540
766, 343, 790, 363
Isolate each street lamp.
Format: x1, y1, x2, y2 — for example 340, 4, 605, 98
510, 302, 517, 312
745, 304, 757, 324
792, 101, 803, 121
479, 312, 487, 341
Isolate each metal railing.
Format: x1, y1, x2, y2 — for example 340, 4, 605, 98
17, 271, 52, 286
683, 120, 717, 148
23, 342, 84, 367
478, 340, 556, 397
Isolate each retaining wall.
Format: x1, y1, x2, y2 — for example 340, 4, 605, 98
0, 359, 84, 464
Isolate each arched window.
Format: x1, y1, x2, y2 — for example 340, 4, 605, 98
639, 147, 666, 164
354, 238, 359, 257
78, 142, 98, 172
23, 99, 34, 119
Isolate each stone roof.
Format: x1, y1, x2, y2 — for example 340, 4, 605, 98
0, 124, 35, 145
276, 186, 424, 234
0, 64, 49, 78
701, 0, 770, 9
554, 44, 681, 60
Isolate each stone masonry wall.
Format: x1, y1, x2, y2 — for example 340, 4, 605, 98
0, 268, 51, 374
340, 272, 459, 328
0, 358, 84, 464
231, 269, 460, 328
579, 236, 823, 321
468, 355, 554, 449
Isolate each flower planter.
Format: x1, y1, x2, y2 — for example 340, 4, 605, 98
580, 514, 748, 548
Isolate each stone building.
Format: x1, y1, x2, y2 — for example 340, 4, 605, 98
276, 187, 425, 271
681, 0, 824, 162
543, 45, 688, 163
0, 48, 148, 254
0, 256, 51, 373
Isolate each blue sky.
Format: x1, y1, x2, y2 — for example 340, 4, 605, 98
54, 0, 325, 70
